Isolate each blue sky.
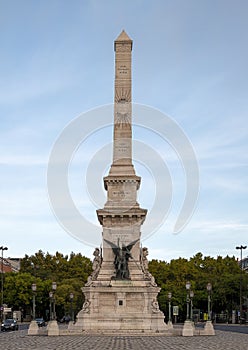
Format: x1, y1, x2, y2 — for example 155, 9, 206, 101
1, 0, 247, 261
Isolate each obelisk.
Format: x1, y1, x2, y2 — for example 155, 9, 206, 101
71, 31, 168, 334
97, 30, 147, 268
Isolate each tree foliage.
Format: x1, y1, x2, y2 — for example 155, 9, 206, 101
3, 250, 92, 320
20, 250, 92, 283
149, 253, 247, 321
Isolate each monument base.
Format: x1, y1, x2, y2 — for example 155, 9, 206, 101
69, 281, 170, 334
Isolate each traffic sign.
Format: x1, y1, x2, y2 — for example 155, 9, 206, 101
173, 306, 179, 316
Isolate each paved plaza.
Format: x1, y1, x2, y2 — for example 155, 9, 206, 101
0, 327, 247, 350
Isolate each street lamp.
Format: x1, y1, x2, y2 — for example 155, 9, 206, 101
31, 283, 37, 320
0, 246, 8, 322
47, 282, 59, 336
186, 281, 191, 321
27, 282, 39, 335
168, 292, 172, 324
206, 283, 212, 321
236, 245, 247, 324
52, 282, 57, 320
203, 282, 215, 335
190, 290, 194, 322
70, 292, 74, 322
49, 292, 53, 320
182, 281, 194, 336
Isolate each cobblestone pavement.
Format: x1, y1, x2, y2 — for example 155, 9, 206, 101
0, 328, 248, 350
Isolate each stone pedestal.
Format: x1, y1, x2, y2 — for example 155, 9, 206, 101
28, 320, 39, 335
202, 320, 215, 335
182, 320, 194, 336
47, 320, 59, 336
71, 279, 169, 334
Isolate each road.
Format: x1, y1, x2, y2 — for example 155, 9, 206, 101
214, 323, 248, 334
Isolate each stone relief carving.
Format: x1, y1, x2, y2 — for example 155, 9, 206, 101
115, 87, 131, 103
82, 299, 91, 313
151, 299, 160, 313
116, 112, 131, 125
140, 247, 157, 287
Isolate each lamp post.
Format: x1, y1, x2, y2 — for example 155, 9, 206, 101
206, 283, 212, 321
52, 282, 57, 320
182, 281, 194, 336
168, 292, 172, 323
236, 245, 247, 324
31, 283, 37, 320
186, 281, 191, 321
204, 282, 215, 335
28, 283, 39, 335
47, 282, 59, 336
190, 290, 194, 322
0, 246, 8, 321
49, 292, 53, 320
70, 292, 74, 322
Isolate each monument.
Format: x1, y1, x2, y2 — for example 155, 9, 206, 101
70, 30, 169, 334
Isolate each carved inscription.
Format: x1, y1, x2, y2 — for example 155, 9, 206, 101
116, 140, 129, 150
118, 64, 129, 75
115, 43, 131, 52
108, 233, 134, 246
112, 190, 131, 198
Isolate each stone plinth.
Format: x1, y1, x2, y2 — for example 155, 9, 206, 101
28, 320, 39, 335
70, 281, 169, 334
47, 320, 59, 336
182, 320, 194, 336
201, 321, 215, 335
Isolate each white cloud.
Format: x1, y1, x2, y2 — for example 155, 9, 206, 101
188, 219, 248, 232
0, 154, 47, 166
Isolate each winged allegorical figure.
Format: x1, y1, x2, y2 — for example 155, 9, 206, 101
104, 238, 139, 280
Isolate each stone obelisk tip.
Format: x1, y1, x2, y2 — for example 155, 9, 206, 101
114, 30, 132, 50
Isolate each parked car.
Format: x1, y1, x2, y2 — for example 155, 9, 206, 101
1, 319, 19, 331
35, 318, 46, 327
59, 315, 71, 324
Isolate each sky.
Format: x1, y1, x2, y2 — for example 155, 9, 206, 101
0, 0, 248, 262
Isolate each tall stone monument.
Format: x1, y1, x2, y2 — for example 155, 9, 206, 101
71, 30, 168, 334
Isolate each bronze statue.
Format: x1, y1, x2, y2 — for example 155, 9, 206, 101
104, 238, 138, 279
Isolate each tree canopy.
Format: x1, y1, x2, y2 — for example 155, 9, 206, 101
149, 253, 247, 321
3, 250, 92, 320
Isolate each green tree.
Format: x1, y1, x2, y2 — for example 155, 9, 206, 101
7, 250, 93, 320
4, 272, 50, 318
149, 253, 247, 321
